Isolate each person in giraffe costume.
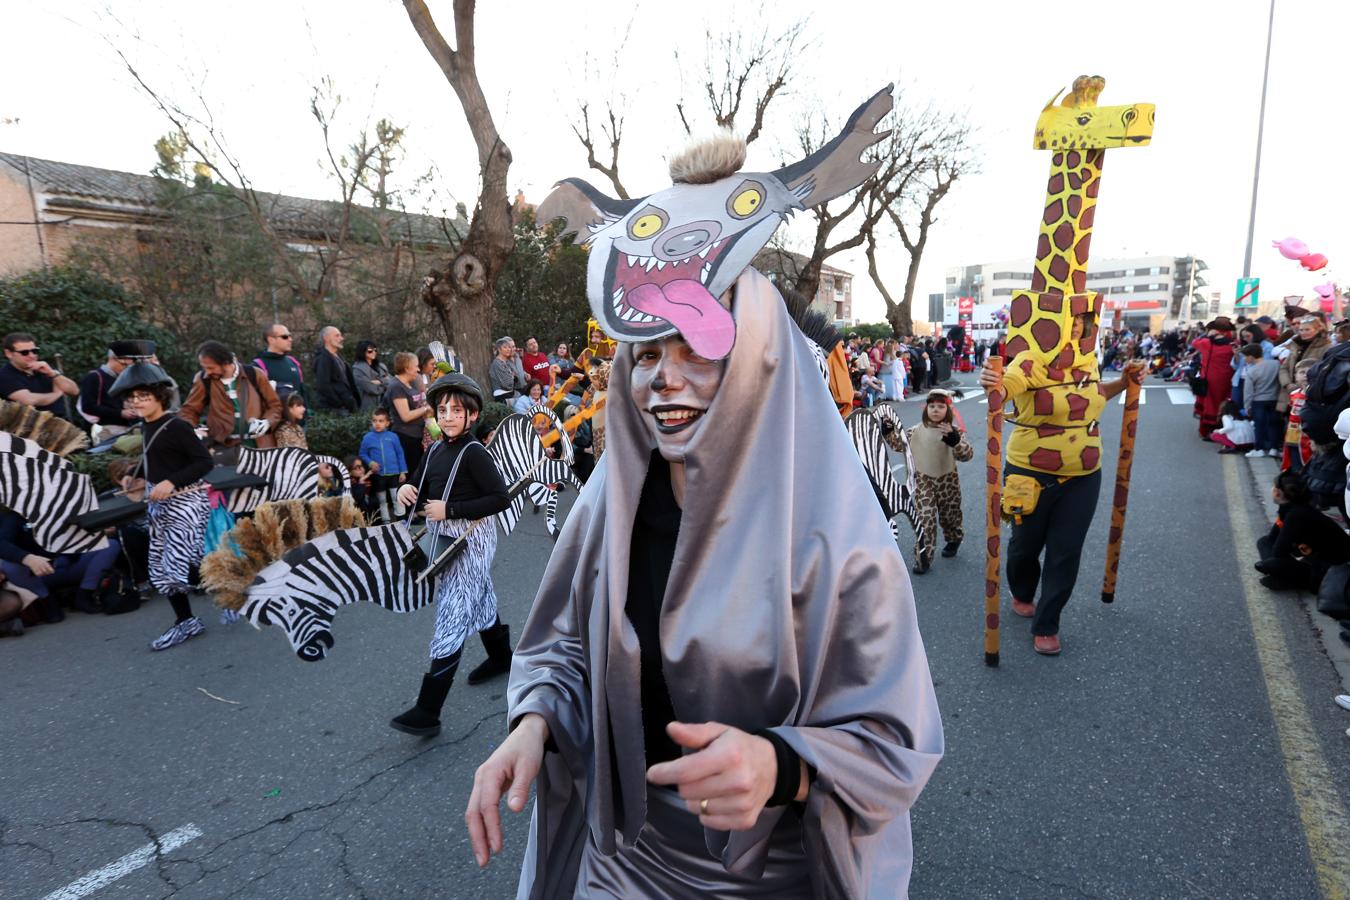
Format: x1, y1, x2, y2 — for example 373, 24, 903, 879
980, 75, 1150, 657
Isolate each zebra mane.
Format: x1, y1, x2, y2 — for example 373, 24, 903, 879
200, 495, 368, 610
780, 288, 842, 354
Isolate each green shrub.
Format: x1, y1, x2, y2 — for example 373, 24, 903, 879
67, 449, 130, 494
303, 411, 373, 463
0, 266, 189, 383
480, 401, 512, 433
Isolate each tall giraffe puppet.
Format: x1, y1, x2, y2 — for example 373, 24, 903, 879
984, 75, 1155, 659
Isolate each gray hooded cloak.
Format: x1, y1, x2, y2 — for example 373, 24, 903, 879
507, 267, 943, 898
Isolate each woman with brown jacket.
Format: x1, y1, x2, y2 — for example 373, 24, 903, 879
1278, 314, 1331, 413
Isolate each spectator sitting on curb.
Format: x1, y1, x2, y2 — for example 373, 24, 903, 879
1255, 470, 1350, 591
1211, 401, 1254, 455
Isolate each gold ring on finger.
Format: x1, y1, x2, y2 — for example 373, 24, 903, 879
699, 798, 709, 815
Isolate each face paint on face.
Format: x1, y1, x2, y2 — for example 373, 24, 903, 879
629, 335, 725, 463
437, 396, 477, 439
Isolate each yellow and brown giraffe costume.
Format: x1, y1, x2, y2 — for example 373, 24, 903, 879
983, 75, 1154, 655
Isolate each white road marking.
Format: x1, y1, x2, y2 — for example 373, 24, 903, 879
1118, 390, 1147, 405
43, 824, 203, 900
1167, 388, 1194, 404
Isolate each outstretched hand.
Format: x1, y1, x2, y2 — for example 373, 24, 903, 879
645, 721, 780, 832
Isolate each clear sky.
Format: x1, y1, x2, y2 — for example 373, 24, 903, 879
3, 0, 1345, 325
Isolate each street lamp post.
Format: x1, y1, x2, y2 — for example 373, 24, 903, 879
1243, 0, 1276, 279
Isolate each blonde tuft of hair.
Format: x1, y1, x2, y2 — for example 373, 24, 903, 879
668, 130, 747, 184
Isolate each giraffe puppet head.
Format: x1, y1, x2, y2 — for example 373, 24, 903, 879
1034, 75, 1155, 150
536, 86, 894, 360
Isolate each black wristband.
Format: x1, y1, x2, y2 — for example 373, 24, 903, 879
755, 729, 803, 807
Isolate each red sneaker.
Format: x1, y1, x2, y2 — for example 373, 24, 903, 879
1011, 598, 1036, 618
1033, 634, 1061, 655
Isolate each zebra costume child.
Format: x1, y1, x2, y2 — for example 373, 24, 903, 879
390, 373, 513, 738
111, 362, 215, 650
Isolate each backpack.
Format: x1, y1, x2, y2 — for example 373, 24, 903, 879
253, 355, 303, 401
1300, 343, 1350, 444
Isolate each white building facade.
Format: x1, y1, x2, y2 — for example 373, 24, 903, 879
943, 254, 1198, 332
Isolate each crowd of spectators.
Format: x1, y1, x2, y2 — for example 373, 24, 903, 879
0, 324, 602, 638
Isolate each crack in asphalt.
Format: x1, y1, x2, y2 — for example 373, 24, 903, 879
0, 814, 57, 867
24, 815, 183, 893
157, 709, 504, 896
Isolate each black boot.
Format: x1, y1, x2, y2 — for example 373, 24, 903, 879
389, 654, 459, 737
467, 620, 513, 685
941, 540, 961, 558
912, 555, 931, 575
74, 588, 101, 614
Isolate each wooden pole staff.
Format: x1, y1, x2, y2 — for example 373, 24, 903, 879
983, 357, 1005, 667
1101, 365, 1142, 603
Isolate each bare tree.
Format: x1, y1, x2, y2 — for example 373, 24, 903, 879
403, 0, 514, 385
862, 100, 976, 337
674, 12, 808, 143
784, 93, 975, 336
572, 99, 629, 199
786, 112, 887, 303
115, 49, 330, 315
569, 12, 807, 200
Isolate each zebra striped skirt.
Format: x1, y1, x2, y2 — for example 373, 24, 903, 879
427, 516, 499, 660
148, 487, 210, 597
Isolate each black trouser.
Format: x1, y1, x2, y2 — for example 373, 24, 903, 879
1256, 533, 1326, 591
396, 431, 425, 476
1006, 466, 1102, 636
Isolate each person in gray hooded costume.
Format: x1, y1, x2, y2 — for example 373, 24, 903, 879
464, 86, 943, 898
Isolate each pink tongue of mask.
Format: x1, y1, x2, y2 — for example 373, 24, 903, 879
627, 280, 736, 360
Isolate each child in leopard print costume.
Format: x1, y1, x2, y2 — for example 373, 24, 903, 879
906, 391, 973, 574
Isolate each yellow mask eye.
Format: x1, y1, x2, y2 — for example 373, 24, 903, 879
623, 207, 666, 238
730, 187, 763, 218
630, 214, 663, 238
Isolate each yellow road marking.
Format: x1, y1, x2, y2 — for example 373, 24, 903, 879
1225, 454, 1350, 899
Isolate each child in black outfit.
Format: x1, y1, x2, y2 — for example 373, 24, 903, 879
389, 373, 513, 736
1256, 470, 1350, 591
111, 362, 214, 650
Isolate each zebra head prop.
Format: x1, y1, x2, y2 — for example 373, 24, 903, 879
240, 523, 433, 661
536, 86, 893, 360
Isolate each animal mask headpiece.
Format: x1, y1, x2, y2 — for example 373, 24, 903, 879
537, 86, 894, 359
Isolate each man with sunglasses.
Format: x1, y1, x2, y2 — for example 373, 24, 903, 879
0, 332, 77, 417
253, 323, 308, 403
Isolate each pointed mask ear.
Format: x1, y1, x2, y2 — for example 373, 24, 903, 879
774, 85, 895, 209
535, 178, 639, 244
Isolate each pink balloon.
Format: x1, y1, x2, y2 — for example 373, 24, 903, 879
1273, 237, 1310, 259
1300, 253, 1329, 272
1314, 283, 1335, 299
